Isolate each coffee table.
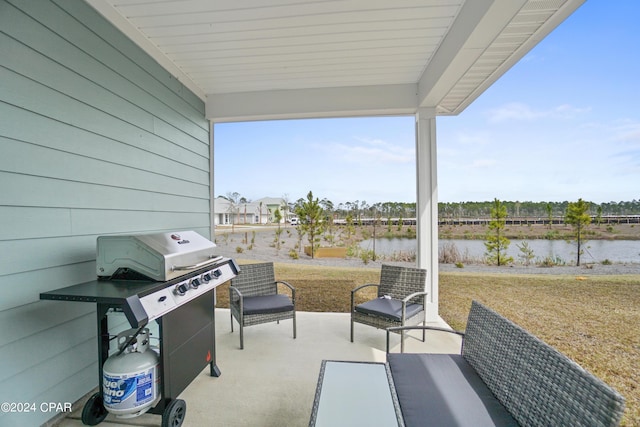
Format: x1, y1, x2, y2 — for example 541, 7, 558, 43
309, 360, 404, 427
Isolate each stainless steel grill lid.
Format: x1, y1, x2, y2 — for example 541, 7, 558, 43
96, 231, 221, 281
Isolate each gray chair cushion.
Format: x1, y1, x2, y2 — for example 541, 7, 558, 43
354, 297, 422, 321
242, 294, 294, 315
388, 353, 518, 427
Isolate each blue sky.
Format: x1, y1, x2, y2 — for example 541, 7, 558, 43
214, 1, 640, 205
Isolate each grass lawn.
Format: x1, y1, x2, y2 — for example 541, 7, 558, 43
437, 272, 639, 427
217, 261, 639, 425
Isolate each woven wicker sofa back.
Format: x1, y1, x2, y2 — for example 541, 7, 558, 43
462, 301, 625, 427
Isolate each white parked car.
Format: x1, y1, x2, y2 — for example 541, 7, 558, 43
289, 218, 299, 226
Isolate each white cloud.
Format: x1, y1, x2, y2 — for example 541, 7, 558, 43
318, 136, 414, 165
455, 131, 491, 145
470, 159, 497, 168
612, 121, 640, 144
487, 102, 591, 123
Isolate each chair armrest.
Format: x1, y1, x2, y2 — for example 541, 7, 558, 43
401, 291, 428, 304
351, 283, 379, 294
351, 283, 379, 311
229, 285, 243, 303
276, 280, 295, 292
386, 326, 465, 354
276, 281, 296, 302
399, 291, 428, 322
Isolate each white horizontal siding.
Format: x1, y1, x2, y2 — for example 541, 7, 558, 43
0, 0, 211, 425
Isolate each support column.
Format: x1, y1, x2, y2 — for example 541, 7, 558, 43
415, 108, 439, 321
209, 121, 216, 236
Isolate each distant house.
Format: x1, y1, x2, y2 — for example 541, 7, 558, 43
213, 196, 289, 225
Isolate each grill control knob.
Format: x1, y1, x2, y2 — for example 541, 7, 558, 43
190, 278, 201, 289
174, 283, 189, 296
212, 269, 222, 278
202, 273, 212, 283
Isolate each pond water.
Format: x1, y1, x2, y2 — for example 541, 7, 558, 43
359, 237, 640, 264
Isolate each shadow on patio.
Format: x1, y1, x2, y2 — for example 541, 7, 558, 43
56, 309, 460, 427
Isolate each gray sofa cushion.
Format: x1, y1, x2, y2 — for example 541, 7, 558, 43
355, 297, 422, 321
388, 353, 518, 427
242, 294, 294, 315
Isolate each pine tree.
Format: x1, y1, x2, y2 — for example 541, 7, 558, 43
295, 191, 325, 258
565, 198, 591, 266
273, 208, 283, 250
485, 198, 513, 266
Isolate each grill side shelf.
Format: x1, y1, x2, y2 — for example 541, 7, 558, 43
40, 280, 156, 328
39, 294, 100, 303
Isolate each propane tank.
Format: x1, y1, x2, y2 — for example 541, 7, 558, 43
102, 328, 160, 418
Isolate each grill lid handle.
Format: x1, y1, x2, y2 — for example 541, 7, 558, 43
172, 255, 224, 271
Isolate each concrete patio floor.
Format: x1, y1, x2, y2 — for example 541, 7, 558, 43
56, 309, 461, 427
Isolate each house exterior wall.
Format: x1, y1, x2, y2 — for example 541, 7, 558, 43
0, 1, 210, 425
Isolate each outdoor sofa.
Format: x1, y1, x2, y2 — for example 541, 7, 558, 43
385, 300, 625, 427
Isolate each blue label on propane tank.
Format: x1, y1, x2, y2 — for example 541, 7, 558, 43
136, 373, 153, 401
103, 371, 154, 408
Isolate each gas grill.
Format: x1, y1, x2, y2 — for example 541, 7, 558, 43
40, 231, 238, 426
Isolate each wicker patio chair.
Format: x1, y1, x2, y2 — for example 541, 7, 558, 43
229, 262, 296, 349
350, 264, 427, 352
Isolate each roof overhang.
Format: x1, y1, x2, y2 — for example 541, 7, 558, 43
86, 0, 585, 122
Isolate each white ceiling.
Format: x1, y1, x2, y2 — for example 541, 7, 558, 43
86, 0, 585, 122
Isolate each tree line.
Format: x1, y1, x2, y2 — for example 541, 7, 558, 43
222, 192, 640, 220
307, 199, 640, 219
440, 200, 640, 218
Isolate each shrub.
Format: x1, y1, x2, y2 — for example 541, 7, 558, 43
544, 230, 559, 240
235, 246, 244, 253
360, 249, 374, 264
538, 255, 566, 267
219, 233, 229, 245
517, 241, 535, 266
439, 242, 461, 264
387, 251, 416, 262
289, 249, 299, 259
